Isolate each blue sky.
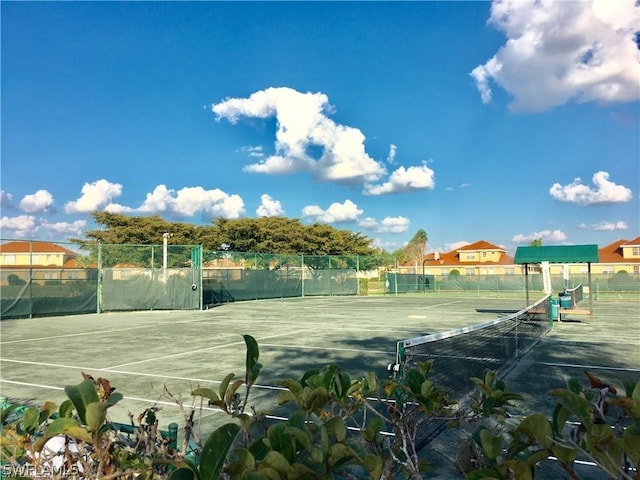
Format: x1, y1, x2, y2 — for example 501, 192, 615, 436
1, 1, 639, 254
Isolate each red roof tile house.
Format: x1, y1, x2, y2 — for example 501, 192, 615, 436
410, 240, 519, 277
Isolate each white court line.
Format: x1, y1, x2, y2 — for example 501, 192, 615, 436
423, 301, 462, 308
104, 329, 311, 369
539, 362, 640, 372
408, 315, 426, 319
1, 358, 287, 392
0, 316, 220, 345
0, 379, 225, 412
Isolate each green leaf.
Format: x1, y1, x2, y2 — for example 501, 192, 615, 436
192, 387, 221, 403
227, 447, 255, 475
325, 416, 347, 443
552, 444, 577, 465
631, 380, 640, 403
276, 390, 299, 406
37, 418, 92, 447
552, 404, 570, 437
58, 399, 74, 418
328, 443, 357, 467
21, 407, 40, 434
479, 428, 503, 461
167, 467, 197, 480
549, 389, 593, 431
219, 373, 236, 399
502, 459, 533, 480
64, 379, 99, 425
199, 423, 241, 480
623, 421, 640, 463
465, 467, 502, 479
515, 413, 554, 450
279, 378, 303, 398
363, 454, 383, 478
85, 401, 112, 433
224, 379, 245, 406
243, 335, 261, 386
261, 451, 291, 475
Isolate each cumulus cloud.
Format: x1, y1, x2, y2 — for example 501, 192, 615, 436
137, 185, 245, 220
40, 220, 87, 236
512, 229, 567, 244
364, 163, 435, 195
256, 194, 285, 217
358, 216, 410, 234
471, 0, 640, 111
578, 220, 628, 231
65, 179, 124, 214
212, 87, 386, 184
302, 199, 363, 223
549, 171, 633, 205
20, 190, 55, 213
0, 215, 38, 238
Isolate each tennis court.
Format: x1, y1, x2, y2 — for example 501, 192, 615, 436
1, 294, 638, 478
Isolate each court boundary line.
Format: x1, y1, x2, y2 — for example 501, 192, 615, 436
538, 361, 640, 372
104, 329, 312, 369
1, 358, 288, 392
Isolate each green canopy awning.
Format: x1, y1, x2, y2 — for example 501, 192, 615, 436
514, 245, 599, 264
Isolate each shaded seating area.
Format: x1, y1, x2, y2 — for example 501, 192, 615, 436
514, 244, 599, 323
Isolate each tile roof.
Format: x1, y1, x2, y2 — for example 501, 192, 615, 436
0, 241, 78, 257
598, 238, 640, 264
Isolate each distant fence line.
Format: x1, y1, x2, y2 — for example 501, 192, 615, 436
1, 241, 638, 319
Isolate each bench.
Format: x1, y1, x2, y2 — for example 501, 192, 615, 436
558, 308, 592, 323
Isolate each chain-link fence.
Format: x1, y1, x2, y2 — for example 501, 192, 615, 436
1, 239, 638, 318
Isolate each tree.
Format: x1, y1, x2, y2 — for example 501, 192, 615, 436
529, 238, 543, 247
404, 229, 428, 272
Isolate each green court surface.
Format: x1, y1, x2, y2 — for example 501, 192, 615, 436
1, 295, 638, 478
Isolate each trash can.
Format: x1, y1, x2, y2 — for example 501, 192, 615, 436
559, 292, 571, 309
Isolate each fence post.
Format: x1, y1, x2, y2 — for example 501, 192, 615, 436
97, 242, 102, 314
301, 255, 305, 297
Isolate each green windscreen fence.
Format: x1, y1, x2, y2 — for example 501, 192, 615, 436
1, 268, 98, 318
101, 268, 200, 311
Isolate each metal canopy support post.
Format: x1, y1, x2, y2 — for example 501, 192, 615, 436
588, 262, 594, 323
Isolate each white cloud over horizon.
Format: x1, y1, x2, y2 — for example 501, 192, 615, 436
1, 190, 14, 209
364, 163, 435, 195
0, 215, 38, 238
471, 0, 640, 112
512, 229, 568, 244
549, 171, 633, 205
302, 199, 363, 223
136, 185, 245, 219
578, 220, 628, 231
256, 194, 285, 217
358, 216, 410, 234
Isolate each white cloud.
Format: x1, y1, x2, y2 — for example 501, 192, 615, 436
471, 0, 640, 111
65, 179, 124, 214
358, 216, 411, 234
0, 215, 38, 238
256, 194, 285, 217
302, 199, 363, 223
20, 189, 55, 213
512, 229, 567, 244
1, 190, 14, 209
138, 185, 245, 220
212, 87, 386, 184
387, 144, 397, 164
446, 241, 472, 252
364, 164, 435, 195
378, 216, 411, 233
549, 171, 633, 205
241, 145, 265, 158
578, 220, 628, 231
40, 220, 87, 236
